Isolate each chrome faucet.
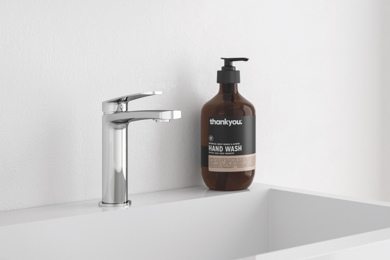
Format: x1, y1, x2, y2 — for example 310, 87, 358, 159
99, 91, 181, 207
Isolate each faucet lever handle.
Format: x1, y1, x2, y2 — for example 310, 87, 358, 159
102, 91, 162, 114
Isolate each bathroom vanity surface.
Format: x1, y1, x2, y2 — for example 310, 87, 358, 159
1, 183, 390, 259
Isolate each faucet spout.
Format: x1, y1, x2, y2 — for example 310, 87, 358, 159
99, 92, 181, 207
104, 110, 181, 124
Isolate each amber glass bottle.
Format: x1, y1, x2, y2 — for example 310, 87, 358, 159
201, 58, 256, 191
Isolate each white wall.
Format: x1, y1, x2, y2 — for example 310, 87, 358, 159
0, 0, 387, 211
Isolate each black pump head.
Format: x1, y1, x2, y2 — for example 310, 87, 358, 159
218, 57, 249, 83
221, 57, 249, 69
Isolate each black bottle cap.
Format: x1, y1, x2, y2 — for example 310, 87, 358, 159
217, 57, 249, 84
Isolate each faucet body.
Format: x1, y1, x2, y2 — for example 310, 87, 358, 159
99, 92, 181, 207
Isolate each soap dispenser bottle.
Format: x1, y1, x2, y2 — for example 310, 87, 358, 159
201, 57, 256, 191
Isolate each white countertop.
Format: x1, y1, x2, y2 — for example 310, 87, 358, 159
2, 183, 390, 260
0, 183, 251, 227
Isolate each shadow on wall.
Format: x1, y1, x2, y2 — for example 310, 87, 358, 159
126, 57, 206, 194
381, 1, 390, 202
157, 57, 204, 188
31, 90, 84, 207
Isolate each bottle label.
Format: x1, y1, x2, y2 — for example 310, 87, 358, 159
203, 115, 256, 172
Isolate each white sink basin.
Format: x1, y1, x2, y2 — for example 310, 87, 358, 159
1, 183, 390, 259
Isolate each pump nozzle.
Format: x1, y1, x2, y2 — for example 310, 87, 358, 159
217, 57, 249, 83
221, 57, 249, 68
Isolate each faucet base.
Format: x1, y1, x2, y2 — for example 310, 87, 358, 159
98, 200, 131, 208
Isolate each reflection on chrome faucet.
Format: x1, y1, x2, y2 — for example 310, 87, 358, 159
99, 91, 181, 208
